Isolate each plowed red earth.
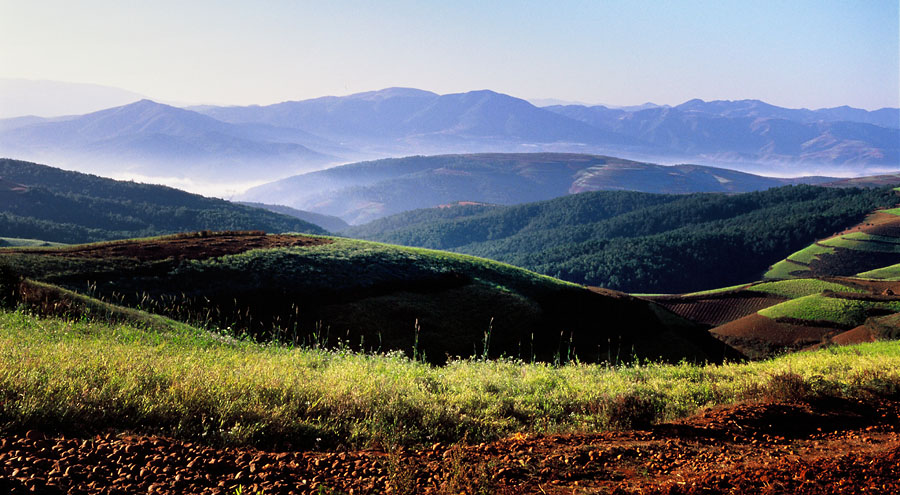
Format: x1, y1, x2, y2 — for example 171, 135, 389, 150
710, 314, 839, 358
653, 294, 785, 326
13, 233, 331, 261
2, 398, 898, 494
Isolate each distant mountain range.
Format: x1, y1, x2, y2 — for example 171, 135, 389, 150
0, 88, 896, 196
239, 153, 840, 224
0, 100, 336, 188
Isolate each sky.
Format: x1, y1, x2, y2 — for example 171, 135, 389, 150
1, 0, 898, 110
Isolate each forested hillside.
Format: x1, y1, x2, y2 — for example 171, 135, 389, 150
346, 186, 899, 293
0, 159, 326, 243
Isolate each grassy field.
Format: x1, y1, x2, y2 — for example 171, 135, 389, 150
758, 294, 900, 327
2, 309, 899, 450
746, 279, 865, 299
764, 260, 810, 280
858, 263, 900, 280
820, 235, 900, 253
785, 243, 836, 264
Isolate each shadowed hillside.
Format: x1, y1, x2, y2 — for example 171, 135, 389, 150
0, 232, 737, 365
0, 159, 326, 243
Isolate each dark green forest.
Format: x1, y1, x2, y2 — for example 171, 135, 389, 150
0, 159, 326, 243
345, 185, 899, 293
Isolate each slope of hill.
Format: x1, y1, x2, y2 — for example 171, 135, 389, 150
345, 185, 899, 293
237, 202, 350, 232
0, 159, 326, 243
0, 232, 734, 365
646, 275, 900, 359
240, 153, 836, 224
765, 207, 900, 280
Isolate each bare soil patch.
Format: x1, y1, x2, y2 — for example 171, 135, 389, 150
711, 314, 839, 358
1, 398, 897, 494
652, 293, 785, 326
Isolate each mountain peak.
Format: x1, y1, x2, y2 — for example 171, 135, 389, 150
349, 87, 438, 101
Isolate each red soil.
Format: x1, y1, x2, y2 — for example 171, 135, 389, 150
830, 325, 877, 346
12, 232, 331, 262
847, 211, 900, 237
2, 398, 897, 494
710, 314, 840, 358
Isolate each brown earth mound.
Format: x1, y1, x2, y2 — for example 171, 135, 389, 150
830, 325, 877, 346
1, 397, 897, 494
710, 314, 839, 359
650, 293, 785, 326
858, 211, 900, 237
12, 232, 331, 262
808, 248, 900, 278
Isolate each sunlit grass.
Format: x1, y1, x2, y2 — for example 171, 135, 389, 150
858, 263, 900, 280
746, 279, 865, 299
759, 294, 900, 326
2, 309, 899, 449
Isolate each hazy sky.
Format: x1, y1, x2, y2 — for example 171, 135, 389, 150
2, 0, 898, 110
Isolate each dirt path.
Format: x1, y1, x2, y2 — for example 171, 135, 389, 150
1, 397, 898, 494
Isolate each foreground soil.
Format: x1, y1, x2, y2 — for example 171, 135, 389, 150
2, 397, 898, 495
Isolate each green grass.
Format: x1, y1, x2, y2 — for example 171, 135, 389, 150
764, 260, 810, 280
2, 308, 900, 449
841, 232, 900, 243
746, 279, 865, 299
820, 235, 900, 253
880, 207, 900, 215
758, 294, 900, 327
785, 243, 836, 264
857, 263, 900, 280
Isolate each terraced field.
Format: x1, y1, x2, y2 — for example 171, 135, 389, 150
765, 208, 900, 280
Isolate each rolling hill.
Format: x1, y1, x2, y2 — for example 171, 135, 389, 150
0, 232, 736, 365
344, 185, 900, 293
765, 205, 900, 280
239, 153, 836, 224
0, 158, 326, 243
237, 202, 350, 232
